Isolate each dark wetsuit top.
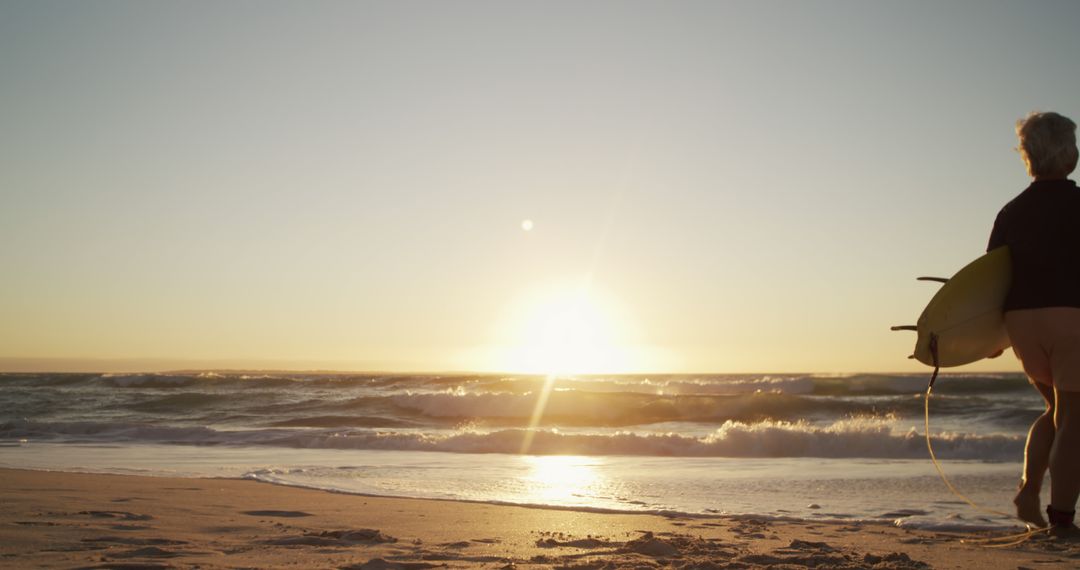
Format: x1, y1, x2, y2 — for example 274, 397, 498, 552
987, 179, 1080, 312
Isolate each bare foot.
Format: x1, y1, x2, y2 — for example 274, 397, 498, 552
1014, 487, 1048, 527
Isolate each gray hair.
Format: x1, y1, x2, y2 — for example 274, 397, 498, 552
1016, 111, 1078, 179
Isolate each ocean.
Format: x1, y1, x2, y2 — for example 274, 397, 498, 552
0, 372, 1042, 531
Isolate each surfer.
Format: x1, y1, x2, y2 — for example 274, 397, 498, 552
987, 111, 1080, 531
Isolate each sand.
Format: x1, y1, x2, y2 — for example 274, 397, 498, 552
1, 468, 1077, 569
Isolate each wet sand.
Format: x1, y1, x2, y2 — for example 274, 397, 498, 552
1, 467, 1076, 569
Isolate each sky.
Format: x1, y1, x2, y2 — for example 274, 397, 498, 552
2, 1, 1079, 374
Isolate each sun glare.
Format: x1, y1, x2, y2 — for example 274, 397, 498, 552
493, 284, 635, 376
522, 455, 601, 504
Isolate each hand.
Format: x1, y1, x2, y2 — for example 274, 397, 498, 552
988, 349, 1005, 359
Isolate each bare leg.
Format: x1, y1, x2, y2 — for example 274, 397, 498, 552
1050, 389, 1080, 519
1015, 381, 1055, 527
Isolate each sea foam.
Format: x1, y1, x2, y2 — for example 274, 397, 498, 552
1, 417, 1022, 460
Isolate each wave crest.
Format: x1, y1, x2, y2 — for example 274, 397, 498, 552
1, 418, 1022, 460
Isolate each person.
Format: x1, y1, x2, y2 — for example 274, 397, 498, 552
987, 111, 1080, 531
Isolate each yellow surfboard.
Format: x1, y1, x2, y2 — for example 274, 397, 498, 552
893, 247, 1012, 367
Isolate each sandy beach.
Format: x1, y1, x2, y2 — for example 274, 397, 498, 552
2, 468, 1077, 569
6, 0, 1080, 567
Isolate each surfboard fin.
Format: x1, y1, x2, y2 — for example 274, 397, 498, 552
891, 325, 917, 331
917, 276, 949, 283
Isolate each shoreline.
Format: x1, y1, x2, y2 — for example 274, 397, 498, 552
2, 468, 1075, 569
1, 442, 1034, 532
2, 462, 925, 526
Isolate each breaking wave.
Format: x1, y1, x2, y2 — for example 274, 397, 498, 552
0, 417, 1022, 460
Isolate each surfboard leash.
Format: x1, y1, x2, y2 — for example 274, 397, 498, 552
927, 334, 940, 388
922, 332, 1004, 518
924, 379, 1052, 547
922, 334, 1052, 546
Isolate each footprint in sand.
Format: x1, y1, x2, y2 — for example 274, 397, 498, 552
71, 564, 174, 570
81, 536, 188, 547
106, 524, 153, 531
342, 559, 440, 570
263, 528, 397, 546
241, 510, 313, 518
78, 510, 154, 521
535, 537, 609, 549
108, 546, 183, 559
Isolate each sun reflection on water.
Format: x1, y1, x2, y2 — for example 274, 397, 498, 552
521, 455, 602, 504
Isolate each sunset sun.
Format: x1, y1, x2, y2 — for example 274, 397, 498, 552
493, 284, 636, 376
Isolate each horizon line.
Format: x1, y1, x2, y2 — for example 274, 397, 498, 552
0, 365, 1021, 377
